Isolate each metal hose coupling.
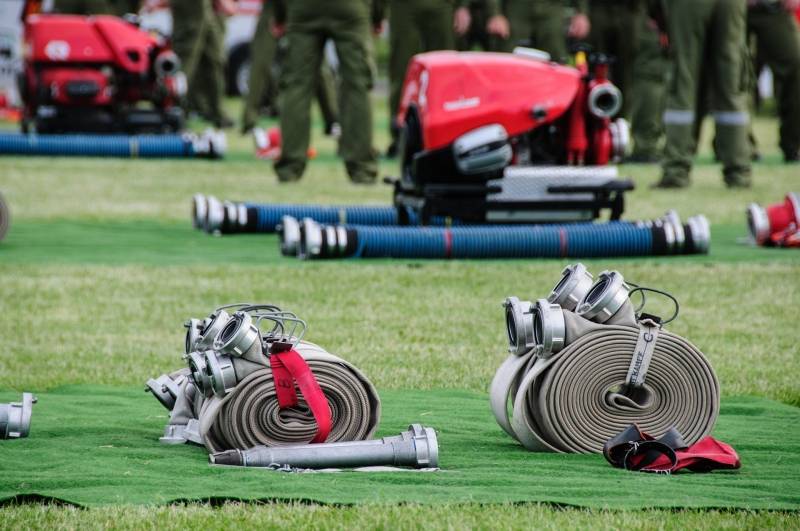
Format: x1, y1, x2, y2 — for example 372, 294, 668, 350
0, 192, 9, 242
1, 393, 37, 439
490, 264, 719, 454
187, 129, 226, 159
746, 192, 799, 246
210, 424, 439, 470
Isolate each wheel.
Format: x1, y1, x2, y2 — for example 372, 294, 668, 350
0, 192, 10, 242
226, 43, 251, 96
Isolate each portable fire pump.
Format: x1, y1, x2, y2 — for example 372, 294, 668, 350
391, 49, 634, 225
20, 14, 186, 133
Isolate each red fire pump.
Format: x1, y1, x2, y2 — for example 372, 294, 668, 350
392, 50, 633, 225
20, 14, 185, 133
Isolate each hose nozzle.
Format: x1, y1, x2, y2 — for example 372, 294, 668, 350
1, 392, 37, 439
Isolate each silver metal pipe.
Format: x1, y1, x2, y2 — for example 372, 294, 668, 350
1, 393, 37, 439
210, 424, 438, 469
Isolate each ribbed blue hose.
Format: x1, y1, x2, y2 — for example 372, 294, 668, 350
349, 222, 653, 259
245, 203, 455, 232
0, 133, 195, 158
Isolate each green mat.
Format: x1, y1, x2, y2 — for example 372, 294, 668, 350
1, 387, 798, 509
0, 220, 794, 266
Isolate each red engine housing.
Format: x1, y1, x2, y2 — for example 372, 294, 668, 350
397, 51, 628, 188
21, 14, 185, 133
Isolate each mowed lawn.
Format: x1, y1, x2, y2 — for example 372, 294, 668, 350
0, 98, 798, 528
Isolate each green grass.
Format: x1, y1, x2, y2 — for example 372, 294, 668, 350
0, 98, 798, 527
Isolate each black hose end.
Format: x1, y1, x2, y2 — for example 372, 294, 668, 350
209, 449, 243, 466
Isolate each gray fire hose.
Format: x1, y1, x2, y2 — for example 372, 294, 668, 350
1, 393, 36, 439
0, 192, 10, 242
491, 264, 720, 454
210, 424, 439, 470
147, 304, 382, 455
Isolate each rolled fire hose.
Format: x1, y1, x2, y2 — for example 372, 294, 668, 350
0, 392, 36, 439
0, 192, 9, 242
0, 131, 225, 159
490, 264, 720, 454
285, 211, 710, 260
147, 304, 380, 454
192, 194, 457, 235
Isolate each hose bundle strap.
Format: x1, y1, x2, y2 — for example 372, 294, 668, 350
269, 347, 332, 443
625, 318, 660, 388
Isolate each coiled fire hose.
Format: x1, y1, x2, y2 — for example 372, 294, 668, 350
146, 304, 380, 455
0, 192, 9, 242
282, 211, 709, 260
192, 194, 457, 235
490, 264, 720, 453
0, 131, 225, 159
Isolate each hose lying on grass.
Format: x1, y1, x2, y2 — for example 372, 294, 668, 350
146, 304, 380, 454
278, 211, 709, 260
0, 131, 225, 159
192, 194, 457, 234
491, 264, 720, 453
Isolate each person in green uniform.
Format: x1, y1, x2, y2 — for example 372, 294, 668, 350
656, 0, 751, 188
628, 14, 668, 162
240, 2, 340, 136
377, 0, 469, 157
456, 0, 509, 51
503, 0, 591, 62
748, 0, 800, 162
171, 0, 229, 128
52, 0, 113, 14
272, 0, 378, 183
587, 0, 645, 119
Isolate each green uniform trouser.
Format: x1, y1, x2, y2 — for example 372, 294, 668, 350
749, 7, 800, 159
242, 4, 339, 131
172, 0, 226, 126
504, 0, 567, 62
52, 0, 113, 14
276, 0, 376, 182
630, 17, 668, 159
457, 1, 503, 51
662, 0, 751, 186
388, 0, 456, 138
587, 1, 645, 118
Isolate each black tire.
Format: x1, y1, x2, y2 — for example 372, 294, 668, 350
226, 43, 251, 96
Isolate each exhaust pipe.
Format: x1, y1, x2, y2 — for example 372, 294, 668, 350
210, 424, 439, 469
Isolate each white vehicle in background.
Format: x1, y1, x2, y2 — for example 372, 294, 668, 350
138, 0, 262, 96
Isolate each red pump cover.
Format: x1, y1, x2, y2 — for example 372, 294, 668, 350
25, 15, 157, 75
398, 51, 581, 151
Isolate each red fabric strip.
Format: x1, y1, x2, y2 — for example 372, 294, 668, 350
269, 350, 332, 443
444, 228, 453, 259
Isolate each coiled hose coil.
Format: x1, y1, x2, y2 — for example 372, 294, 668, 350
491, 264, 720, 453
146, 304, 380, 453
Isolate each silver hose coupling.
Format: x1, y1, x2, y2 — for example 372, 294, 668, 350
279, 216, 301, 256
548, 263, 593, 311
299, 217, 323, 259
187, 350, 213, 396
184, 318, 205, 354
213, 311, 263, 359
662, 210, 686, 254
576, 270, 630, 323
197, 309, 232, 350
210, 424, 439, 470
145, 374, 182, 410
1, 392, 37, 439
504, 296, 535, 356
532, 299, 566, 358
204, 350, 237, 397
685, 215, 711, 254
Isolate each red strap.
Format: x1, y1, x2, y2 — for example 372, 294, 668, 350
269, 349, 332, 443
443, 228, 453, 259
